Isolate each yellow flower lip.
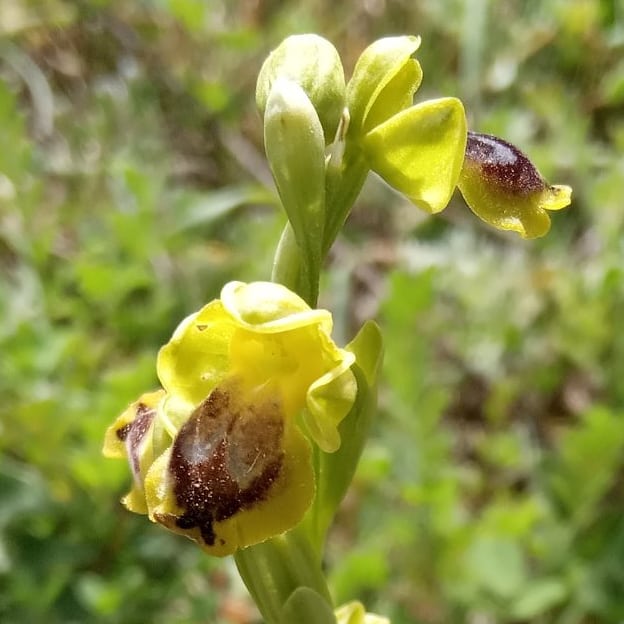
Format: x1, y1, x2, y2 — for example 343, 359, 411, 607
458, 132, 572, 238
102, 390, 166, 515
162, 383, 287, 548
144, 378, 316, 556
541, 183, 572, 211
103, 390, 164, 461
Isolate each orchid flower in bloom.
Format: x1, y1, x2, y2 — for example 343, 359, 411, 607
345, 37, 571, 237
104, 281, 356, 556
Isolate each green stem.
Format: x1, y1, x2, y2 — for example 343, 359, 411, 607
272, 223, 302, 291
323, 146, 369, 255
261, 134, 370, 624
272, 223, 319, 307
234, 525, 334, 624
271, 146, 369, 307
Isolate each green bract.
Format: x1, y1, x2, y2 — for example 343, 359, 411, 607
103, 281, 357, 557
256, 34, 345, 143
305, 320, 383, 550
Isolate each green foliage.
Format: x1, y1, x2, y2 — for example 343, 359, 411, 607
1, 0, 623, 623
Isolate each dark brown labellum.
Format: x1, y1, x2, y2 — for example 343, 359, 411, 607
465, 132, 545, 196
169, 387, 284, 547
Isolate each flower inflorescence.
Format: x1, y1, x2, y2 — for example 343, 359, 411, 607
104, 33, 571, 624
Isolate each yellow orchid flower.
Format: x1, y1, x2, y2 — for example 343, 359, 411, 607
103, 281, 356, 556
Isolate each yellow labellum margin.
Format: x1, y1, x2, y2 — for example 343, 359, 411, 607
145, 380, 315, 557
103, 281, 357, 556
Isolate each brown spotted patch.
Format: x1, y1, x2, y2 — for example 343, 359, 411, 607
116, 422, 132, 442
169, 387, 284, 547
465, 132, 544, 196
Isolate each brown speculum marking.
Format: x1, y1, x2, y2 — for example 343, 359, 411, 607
169, 387, 284, 547
465, 132, 544, 196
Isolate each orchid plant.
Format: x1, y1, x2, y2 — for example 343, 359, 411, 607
103, 34, 571, 624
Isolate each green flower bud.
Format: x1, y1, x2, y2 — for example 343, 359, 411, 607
458, 132, 572, 238
256, 34, 345, 143
264, 79, 326, 279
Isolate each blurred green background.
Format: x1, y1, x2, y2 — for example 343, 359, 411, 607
1, 0, 623, 622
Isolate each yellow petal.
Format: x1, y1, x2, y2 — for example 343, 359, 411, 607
347, 35, 422, 135
363, 98, 467, 213
303, 350, 356, 453
335, 601, 390, 624
157, 300, 235, 405
221, 280, 332, 333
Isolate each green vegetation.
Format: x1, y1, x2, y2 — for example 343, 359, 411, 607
1, 1, 623, 622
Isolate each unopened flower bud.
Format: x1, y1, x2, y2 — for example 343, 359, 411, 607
263, 79, 326, 275
256, 34, 345, 143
